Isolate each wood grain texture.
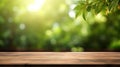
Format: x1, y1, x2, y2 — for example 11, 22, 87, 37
0, 52, 120, 64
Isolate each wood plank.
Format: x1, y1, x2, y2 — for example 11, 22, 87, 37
0, 52, 120, 64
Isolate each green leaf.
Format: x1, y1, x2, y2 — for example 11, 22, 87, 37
108, 0, 119, 12
82, 10, 87, 21
96, 3, 104, 14
75, 10, 81, 18
74, 2, 86, 18
87, 5, 91, 12
74, 5, 82, 18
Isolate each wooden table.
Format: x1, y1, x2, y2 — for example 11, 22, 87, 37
0, 52, 120, 65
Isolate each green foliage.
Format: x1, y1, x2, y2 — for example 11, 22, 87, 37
0, 0, 120, 51
74, 0, 120, 20
73, 0, 120, 51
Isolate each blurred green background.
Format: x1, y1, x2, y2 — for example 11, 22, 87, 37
0, 0, 120, 52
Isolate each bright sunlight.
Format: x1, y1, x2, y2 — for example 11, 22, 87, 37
27, 0, 45, 12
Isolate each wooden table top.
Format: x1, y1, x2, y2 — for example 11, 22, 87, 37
0, 52, 120, 64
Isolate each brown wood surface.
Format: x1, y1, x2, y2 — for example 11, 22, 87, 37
0, 52, 120, 64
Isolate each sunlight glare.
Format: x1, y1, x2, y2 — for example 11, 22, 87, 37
27, 0, 45, 12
